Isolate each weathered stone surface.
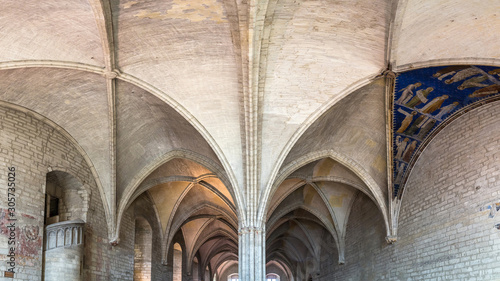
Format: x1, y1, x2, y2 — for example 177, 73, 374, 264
1, 1, 499, 280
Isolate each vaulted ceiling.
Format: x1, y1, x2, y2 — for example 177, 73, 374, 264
2, 0, 499, 278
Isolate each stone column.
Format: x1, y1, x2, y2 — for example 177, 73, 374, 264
43, 220, 85, 281
384, 69, 399, 241
239, 225, 265, 281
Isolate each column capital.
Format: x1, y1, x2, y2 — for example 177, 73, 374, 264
385, 235, 397, 244
238, 226, 264, 235
383, 69, 396, 79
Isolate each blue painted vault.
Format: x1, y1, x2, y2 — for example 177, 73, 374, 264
393, 65, 500, 197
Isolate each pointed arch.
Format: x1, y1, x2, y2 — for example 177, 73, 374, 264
263, 150, 390, 237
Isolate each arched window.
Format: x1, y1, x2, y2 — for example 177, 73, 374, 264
266, 273, 280, 281
228, 273, 239, 281
134, 217, 152, 281
173, 243, 182, 281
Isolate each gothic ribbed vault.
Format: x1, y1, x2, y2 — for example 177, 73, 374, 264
2, 0, 500, 280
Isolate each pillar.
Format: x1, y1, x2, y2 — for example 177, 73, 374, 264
239, 225, 266, 281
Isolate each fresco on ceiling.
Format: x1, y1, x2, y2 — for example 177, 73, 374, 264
393, 65, 500, 196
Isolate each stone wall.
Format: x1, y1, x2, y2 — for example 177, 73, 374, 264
132, 194, 170, 281
3, 85, 500, 281
192, 260, 199, 281
219, 264, 238, 281
204, 267, 210, 281
266, 265, 289, 281
0, 106, 132, 280
173, 247, 182, 281
45, 171, 89, 223
134, 217, 152, 281
317, 101, 500, 280
168, 231, 188, 281
43, 221, 84, 280
109, 208, 135, 281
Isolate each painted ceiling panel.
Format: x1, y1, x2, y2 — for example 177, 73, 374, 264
111, 0, 243, 188
392, 65, 500, 196
260, 0, 391, 191
115, 80, 220, 200
0, 68, 111, 192
0, 0, 104, 66
393, 0, 500, 69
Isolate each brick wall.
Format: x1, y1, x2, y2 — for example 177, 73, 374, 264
173, 247, 182, 281
132, 194, 170, 281
0, 106, 134, 280
3, 91, 500, 280
134, 217, 153, 281
45, 171, 91, 223
219, 264, 238, 281
109, 208, 135, 281
192, 260, 199, 281
168, 231, 187, 281
317, 101, 500, 280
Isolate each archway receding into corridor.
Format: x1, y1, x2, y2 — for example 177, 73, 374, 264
173, 243, 182, 281
134, 217, 152, 281
266, 273, 280, 281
